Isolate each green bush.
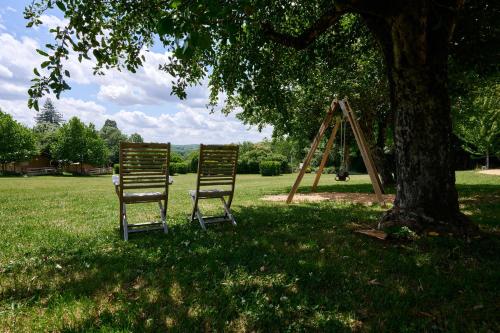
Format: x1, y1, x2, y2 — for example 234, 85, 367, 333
170, 162, 189, 175
259, 161, 281, 176
113, 163, 120, 174
238, 159, 260, 174
170, 152, 184, 163
266, 153, 291, 174
324, 166, 336, 174
187, 151, 199, 173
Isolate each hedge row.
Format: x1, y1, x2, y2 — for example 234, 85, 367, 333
113, 162, 189, 175
259, 161, 282, 176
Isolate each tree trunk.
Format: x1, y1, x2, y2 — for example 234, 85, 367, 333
364, 5, 478, 235
485, 150, 490, 169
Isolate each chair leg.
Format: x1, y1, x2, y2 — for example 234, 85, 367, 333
119, 201, 124, 236
158, 200, 168, 234
190, 194, 206, 230
122, 203, 129, 241
221, 197, 237, 226
196, 208, 207, 231
189, 193, 197, 223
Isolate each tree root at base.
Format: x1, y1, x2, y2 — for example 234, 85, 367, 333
378, 207, 479, 237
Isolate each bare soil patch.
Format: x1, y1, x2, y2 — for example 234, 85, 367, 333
261, 192, 395, 205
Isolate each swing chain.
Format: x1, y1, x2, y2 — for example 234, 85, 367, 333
336, 117, 350, 181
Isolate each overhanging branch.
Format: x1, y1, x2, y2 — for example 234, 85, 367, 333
262, 8, 347, 50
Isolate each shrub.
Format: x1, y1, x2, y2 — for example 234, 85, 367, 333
170, 152, 184, 163
170, 162, 189, 175
324, 166, 336, 174
259, 161, 281, 176
238, 159, 260, 174
113, 163, 120, 174
187, 151, 199, 173
266, 153, 291, 174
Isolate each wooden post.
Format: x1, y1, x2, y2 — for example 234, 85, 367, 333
339, 100, 385, 205
286, 101, 338, 203
344, 101, 384, 193
311, 121, 340, 192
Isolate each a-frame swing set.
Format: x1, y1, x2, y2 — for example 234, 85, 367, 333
286, 98, 386, 205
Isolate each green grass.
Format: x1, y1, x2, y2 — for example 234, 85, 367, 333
0, 171, 499, 332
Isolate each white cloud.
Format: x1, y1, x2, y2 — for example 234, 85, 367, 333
0, 96, 272, 144
95, 50, 209, 107
0, 99, 31, 125
112, 104, 272, 144
0, 24, 273, 144
0, 64, 13, 78
0, 33, 42, 99
39, 15, 69, 30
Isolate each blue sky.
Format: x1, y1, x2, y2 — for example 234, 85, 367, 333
0, 0, 272, 144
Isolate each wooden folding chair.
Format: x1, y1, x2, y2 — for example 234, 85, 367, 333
118, 142, 170, 240
189, 144, 239, 230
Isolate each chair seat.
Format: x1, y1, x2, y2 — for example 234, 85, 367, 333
189, 189, 233, 198
124, 191, 165, 203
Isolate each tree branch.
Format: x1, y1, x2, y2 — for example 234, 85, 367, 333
262, 8, 348, 50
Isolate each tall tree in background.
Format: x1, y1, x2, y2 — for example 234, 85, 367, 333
453, 75, 499, 169
32, 122, 59, 159
35, 99, 63, 125
0, 109, 37, 171
448, 0, 500, 169
26, 0, 488, 234
99, 119, 127, 164
128, 133, 144, 143
52, 117, 108, 173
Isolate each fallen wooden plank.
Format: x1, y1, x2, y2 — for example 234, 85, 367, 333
355, 229, 387, 240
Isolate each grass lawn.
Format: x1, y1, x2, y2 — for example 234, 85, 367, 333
0, 171, 499, 332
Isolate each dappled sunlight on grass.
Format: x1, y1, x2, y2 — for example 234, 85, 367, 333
0, 171, 499, 331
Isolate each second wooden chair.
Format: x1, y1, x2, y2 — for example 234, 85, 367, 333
189, 144, 239, 230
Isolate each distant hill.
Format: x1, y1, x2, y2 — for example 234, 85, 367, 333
172, 144, 198, 156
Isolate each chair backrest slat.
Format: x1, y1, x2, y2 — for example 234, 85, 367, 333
119, 142, 170, 194
197, 144, 239, 189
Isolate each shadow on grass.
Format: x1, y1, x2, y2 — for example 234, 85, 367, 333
2, 202, 500, 332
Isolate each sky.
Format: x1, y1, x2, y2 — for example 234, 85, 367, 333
0, 1, 272, 144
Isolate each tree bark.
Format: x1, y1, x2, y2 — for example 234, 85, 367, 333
363, 3, 477, 235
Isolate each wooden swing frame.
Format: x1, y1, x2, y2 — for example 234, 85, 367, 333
286, 99, 385, 205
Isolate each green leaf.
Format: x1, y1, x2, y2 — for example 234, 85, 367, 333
41, 61, 51, 69
190, 31, 211, 50
55, 1, 66, 11
92, 49, 102, 61
36, 49, 49, 57
157, 16, 174, 36
33, 68, 40, 77
170, 0, 181, 9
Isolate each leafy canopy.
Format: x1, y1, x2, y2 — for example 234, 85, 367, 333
0, 109, 37, 165
52, 117, 108, 166
99, 119, 127, 164
24, 1, 381, 118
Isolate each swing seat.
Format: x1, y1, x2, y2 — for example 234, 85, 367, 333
335, 169, 350, 181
